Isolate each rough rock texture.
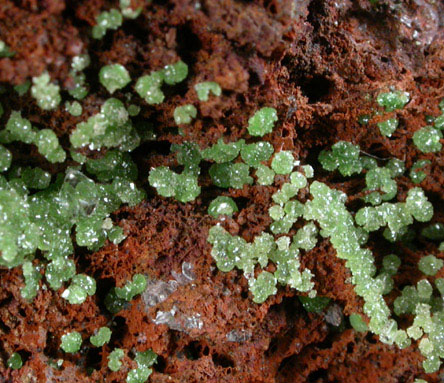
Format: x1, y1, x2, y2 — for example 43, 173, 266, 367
0, 0, 444, 382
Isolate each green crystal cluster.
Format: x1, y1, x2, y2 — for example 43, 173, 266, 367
247, 107, 278, 137
376, 90, 410, 112
126, 349, 157, 383
108, 348, 125, 371
70, 98, 140, 151
60, 331, 82, 353
318, 141, 362, 176
194, 81, 221, 101
90, 326, 112, 347
135, 61, 188, 104
413, 126, 442, 153
0, 111, 66, 163
99, 64, 131, 94
31, 72, 61, 111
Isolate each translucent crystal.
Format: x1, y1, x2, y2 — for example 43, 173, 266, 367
247, 107, 278, 137
115, 274, 147, 301
410, 160, 431, 184
382, 254, 401, 276
71, 54, 91, 72
377, 118, 399, 137
171, 141, 202, 173
135, 71, 165, 104
108, 348, 125, 371
90, 327, 112, 347
21, 261, 42, 300
0, 145, 11, 172
376, 90, 410, 112
92, 9, 123, 39
65, 101, 83, 116
174, 104, 197, 125
421, 223, 444, 241
162, 61, 188, 85
405, 187, 433, 222
413, 126, 442, 153
175, 172, 201, 202
418, 255, 443, 276
268, 205, 284, 220
5, 111, 35, 144
120, 0, 142, 19
255, 164, 275, 185
293, 222, 318, 251
21, 167, 51, 189
35, 129, 66, 163
299, 296, 330, 313
99, 64, 131, 94
31, 72, 61, 110
45, 256, 76, 290
208, 196, 238, 218
249, 271, 277, 303
385, 158, 405, 178
195, 81, 221, 101
67, 71, 89, 100
240, 141, 273, 167
60, 331, 82, 353
7, 353, 22, 370
318, 141, 362, 176
209, 162, 252, 189
349, 313, 368, 332
271, 151, 294, 174
290, 171, 307, 188
203, 138, 243, 163
364, 167, 397, 204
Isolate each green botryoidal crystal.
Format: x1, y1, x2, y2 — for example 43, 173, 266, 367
194, 81, 221, 101
115, 274, 147, 301
21, 261, 42, 300
249, 271, 277, 303
35, 129, 66, 163
349, 314, 369, 332
60, 331, 82, 353
90, 327, 112, 347
421, 223, 444, 241
240, 141, 274, 167
7, 353, 23, 370
413, 126, 443, 153
376, 90, 410, 112
410, 160, 431, 184
120, 0, 142, 19
62, 274, 96, 304
174, 104, 197, 125
271, 151, 295, 174
99, 64, 131, 94
385, 158, 405, 178
162, 60, 188, 85
127, 350, 157, 383
92, 9, 123, 39
208, 196, 238, 218
0, 144, 12, 172
21, 167, 51, 189
171, 141, 202, 174
255, 164, 275, 185
209, 162, 252, 189
14, 81, 31, 96
135, 71, 164, 104
298, 296, 330, 313
108, 348, 125, 371
247, 107, 278, 137
72, 54, 91, 72
203, 139, 244, 163
377, 118, 399, 137
405, 187, 433, 222
293, 222, 318, 251
31, 72, 61, 111
65, 101, 83, 116
148, 166, 200, 202
4, 111, 35, 144
318, 141, 362, 176
418, 255, 443, 276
